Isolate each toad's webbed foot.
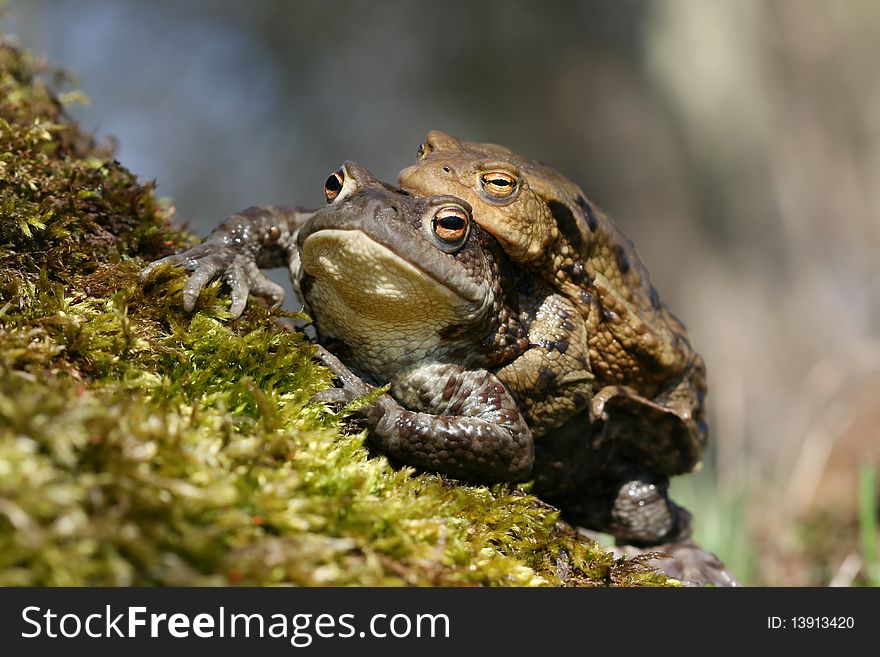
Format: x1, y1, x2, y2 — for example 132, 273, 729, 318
613, 538, 739, 587
141, 206, 314, 317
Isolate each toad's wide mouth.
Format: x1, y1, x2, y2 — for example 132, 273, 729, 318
300, 228, 488, 325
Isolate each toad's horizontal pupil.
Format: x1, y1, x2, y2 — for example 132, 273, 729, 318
439, 216, 466, 230
325, 174, 342, 192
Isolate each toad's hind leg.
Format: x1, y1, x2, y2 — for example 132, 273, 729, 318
558, 468, 693, 546
531, 413, 693, 546
607, 474, 692, 546
590, 383, 706, 477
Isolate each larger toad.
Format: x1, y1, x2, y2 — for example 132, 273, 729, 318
142, 162, 699, 548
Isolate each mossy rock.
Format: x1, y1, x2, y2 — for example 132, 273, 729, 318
0, 42, 672, 587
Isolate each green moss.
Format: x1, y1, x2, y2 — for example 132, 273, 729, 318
0, 41, 673, 586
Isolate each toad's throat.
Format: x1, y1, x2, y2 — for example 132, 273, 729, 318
300, 229, 487, 327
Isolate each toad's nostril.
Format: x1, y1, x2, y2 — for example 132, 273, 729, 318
442, 166, 452, 173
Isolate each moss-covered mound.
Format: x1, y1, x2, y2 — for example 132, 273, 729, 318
0, 42, 671, 586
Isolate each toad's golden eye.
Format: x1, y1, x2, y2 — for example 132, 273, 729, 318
324, 169, 344, 203
432, 206, 470, 244
479, 171, 517, 198
416, 141, 432, 160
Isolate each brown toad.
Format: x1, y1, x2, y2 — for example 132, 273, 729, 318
142, 160, 699, 547
399, 131, 708, 512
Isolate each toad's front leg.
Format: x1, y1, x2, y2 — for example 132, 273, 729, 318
315, 347, 534, 483
141, 205, 315, 317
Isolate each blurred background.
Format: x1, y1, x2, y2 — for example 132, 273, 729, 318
4, 0, 878, 586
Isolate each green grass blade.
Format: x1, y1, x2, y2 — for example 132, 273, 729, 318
858, 464, 878, 586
